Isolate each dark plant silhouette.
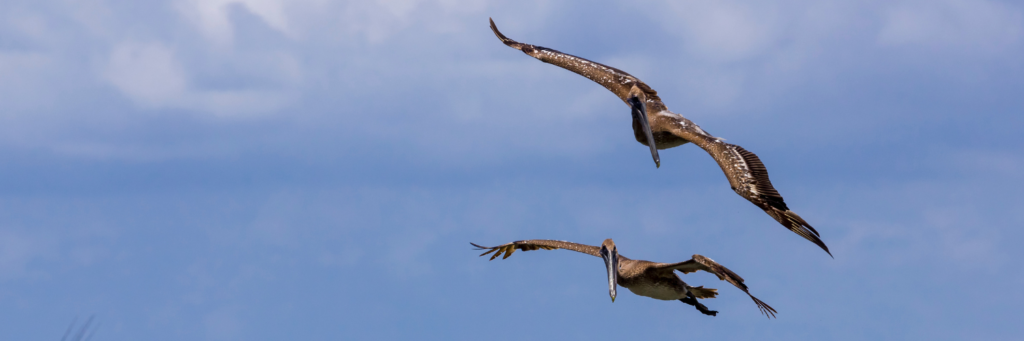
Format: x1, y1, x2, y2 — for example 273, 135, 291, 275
61, 316, 97, 341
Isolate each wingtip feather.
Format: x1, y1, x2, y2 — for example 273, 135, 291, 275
772, 208, 832, 257
488, 18, 522, 49
751, 295, 778, 319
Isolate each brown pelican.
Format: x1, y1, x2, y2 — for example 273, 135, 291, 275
489, 19, 831, 257
472, 239, 777, 318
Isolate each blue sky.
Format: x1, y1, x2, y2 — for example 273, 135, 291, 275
1, 0, 1023, 340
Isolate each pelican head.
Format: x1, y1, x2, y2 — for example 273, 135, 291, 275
599, 238, 619, 302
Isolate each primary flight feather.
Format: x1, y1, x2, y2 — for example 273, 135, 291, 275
489, 18, 831, 256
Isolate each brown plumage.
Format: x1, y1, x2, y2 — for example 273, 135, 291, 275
472, 239, 777, 318
489, 18, 830, 257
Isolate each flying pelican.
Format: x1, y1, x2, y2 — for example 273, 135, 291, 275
489, 19, 831, 256
472, 239, 777, 318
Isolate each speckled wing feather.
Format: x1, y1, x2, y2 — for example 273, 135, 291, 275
660, 116, 831, 257
491, 18, 829, 257
489, 18, 667, 113
654, 254, 778, 318
471, 239, 602, 260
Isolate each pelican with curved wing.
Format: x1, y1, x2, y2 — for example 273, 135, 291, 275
490, 19, 830, 256
472, 239, 777, 318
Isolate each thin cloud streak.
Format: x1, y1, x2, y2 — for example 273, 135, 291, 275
0, 0, 1022, 340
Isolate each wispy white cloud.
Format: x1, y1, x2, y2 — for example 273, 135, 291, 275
335, 0, 489, 42
644, 1, 843, 110
173, 0, 491, 45
103, 42, 189, 107
923, 206, 1000, 268
644, 0, 1024, 109
2, 0, 1023, 157
175, 0, 308, 45
95, 0, 496, 118
658, 1, 782, 62
825, 177, 1016, 274
878, 0, 1024, 53
101, 41, 294, 117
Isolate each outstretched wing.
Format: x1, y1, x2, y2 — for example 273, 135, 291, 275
491, 18, 829, 256
654, 254, 778, 318
471, 239, 601, 260
489, 18, 668, 113
658, 113, 831, 257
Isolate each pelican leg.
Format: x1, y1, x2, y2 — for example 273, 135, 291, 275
679, 292, 718, 316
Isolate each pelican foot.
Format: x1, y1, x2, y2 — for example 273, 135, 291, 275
680, 296, 718, 316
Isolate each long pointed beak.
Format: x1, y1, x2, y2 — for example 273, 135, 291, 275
628, 97, 660, 168
601, 247, 619, 302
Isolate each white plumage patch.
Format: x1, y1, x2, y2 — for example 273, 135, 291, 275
728, 146, 759, 196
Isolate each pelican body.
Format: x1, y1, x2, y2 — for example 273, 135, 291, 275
472, 239, 776, 318
489, 19, 831, 256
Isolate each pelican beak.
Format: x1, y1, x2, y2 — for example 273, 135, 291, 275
601, 245, 619, 302
628, 96, 660, 168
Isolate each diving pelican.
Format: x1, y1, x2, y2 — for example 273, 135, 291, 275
489, 19, 830, 256
472, 239, 777, 318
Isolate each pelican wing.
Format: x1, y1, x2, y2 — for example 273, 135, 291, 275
655, 254, 777, 318
491, 18, 829, 256
657, 113, 831, 256
471, 240, 601, 260
489, 18, 667, 113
